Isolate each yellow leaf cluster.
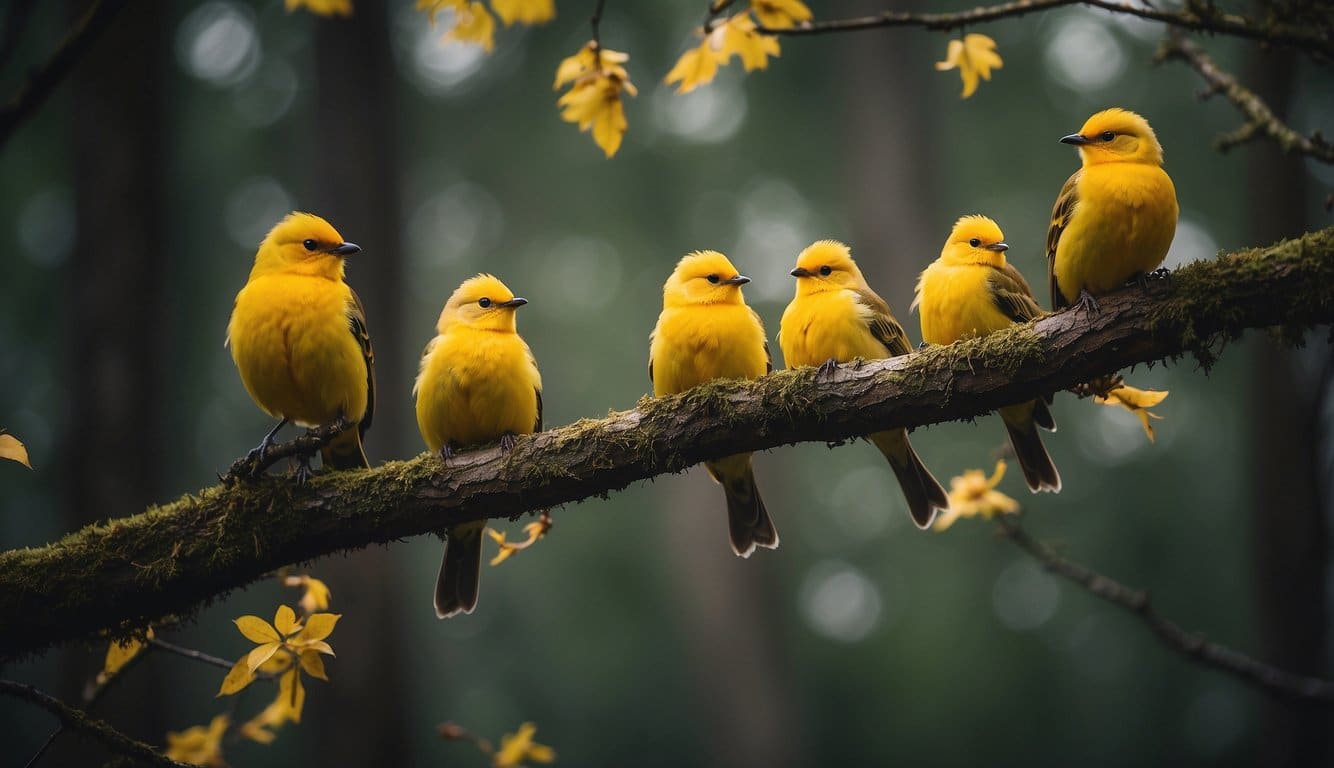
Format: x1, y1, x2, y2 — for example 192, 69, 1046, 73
285, 0, 353, 16
1095, 384, 1170, 442
164, 714, 229, 767
98, 627, 153, 686
936, 33, 1003, 98
492, 0, 555, 27
750, 0, 811, 30
418, 0, 554, 53
239, 668, 308, 744
554, 42, 637, 158
283, 574, 332, 614
494, 722, 556, 767
0, 431, 32, 469
218, 605, 339, 697
934, 460, 1021, 532
664, 13, 782, 95
486, 512, 552, 565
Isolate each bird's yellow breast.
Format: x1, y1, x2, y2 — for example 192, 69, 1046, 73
1055, 163, 1178, 299
779, 291, 885, 368
650, 304, 767, 396
415, 327, 541, 452
228, 273, 367, 427
917, 261, 1014, 345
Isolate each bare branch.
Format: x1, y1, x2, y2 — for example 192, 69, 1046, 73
0, 680, 187, 767
756, 0, 1333, 61
1158, 36, 1334, 163
0, 227, 1331, 661
998, 517, 1334, 704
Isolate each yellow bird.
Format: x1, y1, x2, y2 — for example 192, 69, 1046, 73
415, 274, 542, 618
778, 240, 949, 528
1048, 108, 1179, 311
913, 216, 1061, 493
649, 251, 778, 556
227, 212, 374, 476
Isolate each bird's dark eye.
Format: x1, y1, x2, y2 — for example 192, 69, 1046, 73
968, 238, 981, 248
1100, 131, 1115, 142
302, 239, 317, 251
478, 297, 492, 308
706, 274, 720, 284
818, 265, 832, 276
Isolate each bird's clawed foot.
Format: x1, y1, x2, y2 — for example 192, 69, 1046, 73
917, 341, 930, 350
291, 452, 315, 485
816, 358, 840, 380
499, 432, 519, 453
246, 418, 289, 465
1075, 289, 1102, 315
438, 443, 457, 464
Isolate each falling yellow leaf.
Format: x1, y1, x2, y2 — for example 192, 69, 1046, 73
494, 722, 556, 767
936, 33, 1002, 98
492, 0, 555, 27
664, 39, 724, 94
283, 574, 332, 614
447, 2, 497, 52
555, 43, 636, 158
719, 14, 780, 72
487, 512, 553, 565
1096, 384, 1169, 442
98, 627, 153, 686
285, 0, 353, 15
0, 432, 31, 469
934, 460, 1020, 532
750, 0, 812, 30
165, 714, 229, 767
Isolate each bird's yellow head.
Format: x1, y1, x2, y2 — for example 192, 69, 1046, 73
1060, 108, 1164, 166
437, 273, 527, 333
788, 240, 866, 296
251, 212, 360, 280
663, 250, 752, 308
940, 215, 1010, 266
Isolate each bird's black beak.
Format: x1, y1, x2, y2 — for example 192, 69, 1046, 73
497, 297, 528, 308
725, 275, 751, 285
790, 267, 813, 278
331, 242, 361, 256
1059, 133, 1091, 146
985, 242, 1010, 252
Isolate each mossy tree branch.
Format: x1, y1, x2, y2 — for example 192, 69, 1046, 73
1, 228, 1332, 661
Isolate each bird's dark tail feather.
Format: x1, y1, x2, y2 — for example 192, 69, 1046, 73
708, 458, 779, 558
1001, 404, 1062, 493
435, 521, 484, 619
874, 430, 950, 529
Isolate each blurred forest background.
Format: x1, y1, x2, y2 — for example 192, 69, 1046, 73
1, 0, 1332, 765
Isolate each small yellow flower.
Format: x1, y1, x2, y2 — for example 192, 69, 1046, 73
750, 0, 812, 30
285, 0, 352, 15
934, 460, 1020, 531
1095, 384, 1169, 442
555, 43, 636, 158
98, 627, 153, 686
164, 714, 229, 767
492, 0, 555, 27
494, 722, 556, 767
283, 574, 332, 614
936, 33, 1003, 98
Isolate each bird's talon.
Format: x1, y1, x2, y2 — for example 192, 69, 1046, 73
917, 341, 930, 350
1075, 289, 1102, 315
499, 432, 519, 453
816, 358, 840, 380
439, 443, 456, 463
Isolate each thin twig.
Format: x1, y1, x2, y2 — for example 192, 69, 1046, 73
0, 0, 128, 153
589, 0, 607, 64
0, 680, 188, 767
147, 638, 235, 672
1157, 36, 1334, 164
754, 0, 1333, 61
997, 517, 1334, 705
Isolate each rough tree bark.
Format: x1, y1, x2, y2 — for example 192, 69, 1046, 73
0, 227, 1331, 661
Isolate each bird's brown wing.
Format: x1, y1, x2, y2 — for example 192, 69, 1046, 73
852, 286, 912, 357
749, 306, 773, 374
534, 389, 544, 433
1047, 169, 1081, 310
348, 288, 375, 436
987, 263, 1044, 324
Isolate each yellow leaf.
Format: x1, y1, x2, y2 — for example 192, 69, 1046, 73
494, 722, 556, 767
750, 0, 812, 30
273, 605, 300, 637
299, 649, 329, 681
934, 460, 1020, 532
296, 612, 341, 643
0, 433, 31, 469
217, 655, 257, 696
247, 642, 282, 674
555, 46, 636, 159
664, 41, 723, 94
446, 2, 496, 53
284, 0, 352, 16
492, 0, 555, 27
284, 574, 332, 614
719, 15, 780, 72
98, 627, 153, 685
936, 33, 1002, 98
164, 714, 229, 767
1095, 384, 1169, 442
490, 545, 517, 566
282, 668, 307, 723
234, 615, 281, 644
